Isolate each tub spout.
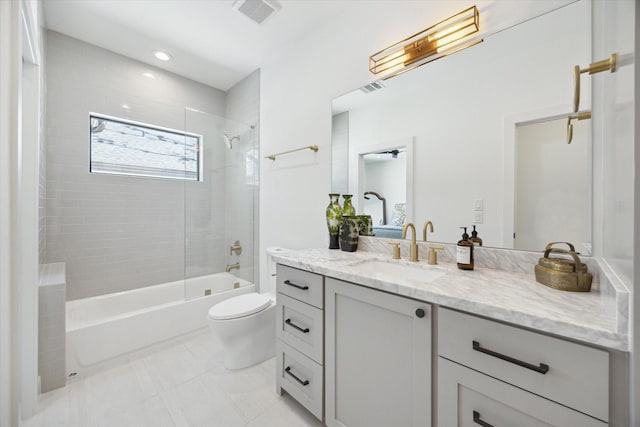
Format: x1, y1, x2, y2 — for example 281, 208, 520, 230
225, 263, 240, 272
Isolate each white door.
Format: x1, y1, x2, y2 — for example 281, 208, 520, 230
514, 117, 591, 253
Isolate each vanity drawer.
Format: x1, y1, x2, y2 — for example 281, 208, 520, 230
438, 358, 607, 427
276, 293, 324, 364
276, 340, 323, 421
277, 264, 324, 309
438, 308, 609, 421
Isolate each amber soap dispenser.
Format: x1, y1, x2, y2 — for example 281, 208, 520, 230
469, 225, 483, 246
457, 227, 474, 270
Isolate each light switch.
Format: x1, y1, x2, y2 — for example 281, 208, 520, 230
474, 211, 484, 224
474, 199, 484, 211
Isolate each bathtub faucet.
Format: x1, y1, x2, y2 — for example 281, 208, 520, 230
225, 263, 240, 272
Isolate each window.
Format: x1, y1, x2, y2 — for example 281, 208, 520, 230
89, 113, 202, 181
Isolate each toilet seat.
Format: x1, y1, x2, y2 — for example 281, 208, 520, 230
208, 293, 273, 320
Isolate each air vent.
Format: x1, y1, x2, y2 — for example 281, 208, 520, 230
233, 0, 279, 25
360, 80, 386, 94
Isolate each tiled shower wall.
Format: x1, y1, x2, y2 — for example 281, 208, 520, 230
45, 31, 228, 300
225, 70, 260, 286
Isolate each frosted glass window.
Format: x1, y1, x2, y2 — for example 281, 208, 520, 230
89, 114, 202, 181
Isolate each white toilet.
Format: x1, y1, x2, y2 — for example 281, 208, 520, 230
207, 247, 284, 370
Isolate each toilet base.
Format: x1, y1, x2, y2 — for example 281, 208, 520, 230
209, 300, 276, 370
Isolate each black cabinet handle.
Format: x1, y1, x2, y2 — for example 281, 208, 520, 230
285, 318, 310, 333
285, 366, 309, 386
415, 308, 425, 318
284, 279, 308, 290
473, 411, 494, 427
472, 340, 549, 374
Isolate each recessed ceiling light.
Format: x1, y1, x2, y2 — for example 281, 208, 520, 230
121, 104, 131, 110
153, 50, 172, 61
142, 72, 155, 79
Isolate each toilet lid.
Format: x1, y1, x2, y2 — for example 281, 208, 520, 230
208, 293, 272, 320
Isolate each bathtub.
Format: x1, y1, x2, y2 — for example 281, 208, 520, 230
66, 272, 254, 376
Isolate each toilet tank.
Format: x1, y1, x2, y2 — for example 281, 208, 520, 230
265, 247, 285, 294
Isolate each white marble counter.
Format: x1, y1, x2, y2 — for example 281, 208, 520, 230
272, 248, 629, 352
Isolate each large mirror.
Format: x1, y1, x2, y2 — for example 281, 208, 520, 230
331, 0, 592, 254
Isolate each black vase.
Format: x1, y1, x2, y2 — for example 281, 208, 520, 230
339, 216, 359, 252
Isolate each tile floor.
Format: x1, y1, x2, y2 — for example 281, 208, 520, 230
22, 329, 325, 427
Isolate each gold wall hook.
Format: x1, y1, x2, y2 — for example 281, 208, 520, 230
566, 111, 592, 144
572, 53, 617, 113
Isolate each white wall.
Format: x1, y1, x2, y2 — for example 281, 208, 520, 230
259, 1, 577, 288
342, 2, 589, 247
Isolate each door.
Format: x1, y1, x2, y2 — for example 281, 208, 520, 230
325, 277, 431, 427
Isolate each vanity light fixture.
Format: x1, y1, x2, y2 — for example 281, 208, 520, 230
153, 50, 172, 61
369, 5, 482, 78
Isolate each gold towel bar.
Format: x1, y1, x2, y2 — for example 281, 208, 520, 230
265, 145, 319, 161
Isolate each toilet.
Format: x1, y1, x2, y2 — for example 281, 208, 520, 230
207, 247, 284, 370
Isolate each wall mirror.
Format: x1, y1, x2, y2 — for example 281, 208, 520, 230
331, 0, 592, 254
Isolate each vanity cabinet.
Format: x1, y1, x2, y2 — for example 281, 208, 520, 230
275, 264, 325, 421
325, 277, 431, 427
437, 308, 609, 426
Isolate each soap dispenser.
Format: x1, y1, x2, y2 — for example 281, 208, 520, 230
469, 225, 483, 247
457, 227, 474, 270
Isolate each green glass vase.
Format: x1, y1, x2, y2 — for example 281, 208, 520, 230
326, 193, 342, 249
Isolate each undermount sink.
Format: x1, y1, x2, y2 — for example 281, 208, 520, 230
348, 259, 447, 283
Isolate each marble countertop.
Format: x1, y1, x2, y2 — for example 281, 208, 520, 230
272, 248, 629, 352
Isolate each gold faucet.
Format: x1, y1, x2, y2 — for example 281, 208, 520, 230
402, 223, 419, 262
225, 263, 240, 272
423, 221, 434, 242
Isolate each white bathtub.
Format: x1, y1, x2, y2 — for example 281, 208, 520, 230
66, 272, 254, 376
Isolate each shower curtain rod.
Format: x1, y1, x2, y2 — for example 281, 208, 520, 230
265, 145, 318, 161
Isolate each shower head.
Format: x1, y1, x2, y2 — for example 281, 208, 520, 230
223, 132, 240, 149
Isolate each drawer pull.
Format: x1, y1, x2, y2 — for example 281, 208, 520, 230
284, 279, 309, 290
472, 340, 549, 374
285, 318, 310, 333
473, 411, 494, 427
285, 366, 309, 386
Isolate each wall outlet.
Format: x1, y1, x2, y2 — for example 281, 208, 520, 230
474, 211, 484, 224
474, 199, 484, 211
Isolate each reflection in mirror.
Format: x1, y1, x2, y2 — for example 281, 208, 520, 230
331, 0, 592, 253
362, 149, 406, 238
514, 117, 591, 253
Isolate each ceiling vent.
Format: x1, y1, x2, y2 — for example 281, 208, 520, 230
232, 0, 280, 25
360, 81, 386, 94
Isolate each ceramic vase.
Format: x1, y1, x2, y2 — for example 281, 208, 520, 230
342, 194, 356, 217
326, 193, 342, 249
339, 216, 359, 252
357, 215, 373, 236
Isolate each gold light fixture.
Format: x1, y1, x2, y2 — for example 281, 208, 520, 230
369, 5, 482, 78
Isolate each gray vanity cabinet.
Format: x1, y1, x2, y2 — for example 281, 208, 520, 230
437, 308, 609, 426
325, 277, 431, 427
275, 265, 325, 421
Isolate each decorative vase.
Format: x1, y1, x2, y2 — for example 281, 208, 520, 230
357, 215, 373, 236
342, 194, 356, 217
339, 216, 359, 252
326, 193, 342, 249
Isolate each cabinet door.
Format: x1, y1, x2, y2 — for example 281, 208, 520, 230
438, 358, 608, 427
325, 278, 431, 427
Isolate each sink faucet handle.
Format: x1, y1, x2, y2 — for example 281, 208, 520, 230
428, 245, 444, 265
388, 241, 401, 260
